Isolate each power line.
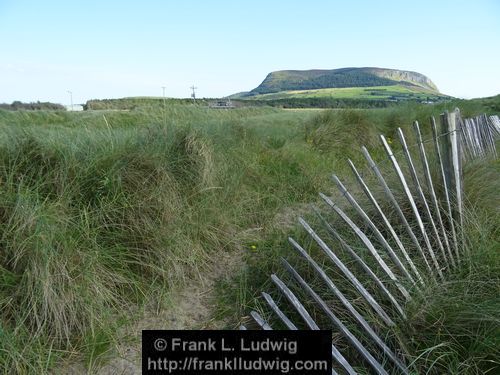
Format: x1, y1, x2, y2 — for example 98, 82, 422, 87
190, 85, 198, 103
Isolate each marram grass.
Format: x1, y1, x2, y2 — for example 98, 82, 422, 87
0, 100, 498, 373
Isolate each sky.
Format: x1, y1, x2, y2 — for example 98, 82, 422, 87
0, 0, 499, 105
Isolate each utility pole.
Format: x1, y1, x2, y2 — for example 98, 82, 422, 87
161, 86, 167, 124
190, 85, 197, 103
67, 90, 73, 111
161, 86, 167, 107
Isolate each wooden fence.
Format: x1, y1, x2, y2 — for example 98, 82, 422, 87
241, 109, 498, 374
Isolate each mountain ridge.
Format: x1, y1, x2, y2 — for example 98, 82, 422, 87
238, 67, 439, 97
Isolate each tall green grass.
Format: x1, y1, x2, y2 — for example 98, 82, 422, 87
402, 159, 499, 373
0, 123, 221, 371
0, 99, 498, 373
0, 105, 323, 371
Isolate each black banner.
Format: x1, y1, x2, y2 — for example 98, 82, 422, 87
142, 330, 332, 374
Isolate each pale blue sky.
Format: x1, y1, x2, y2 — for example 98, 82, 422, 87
1, 0, 499, 104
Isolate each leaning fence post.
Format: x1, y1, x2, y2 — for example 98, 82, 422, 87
440, 109, 464, 249
440, 111, 452, 191
431, 117, 460, 262
413, 121, 456, 268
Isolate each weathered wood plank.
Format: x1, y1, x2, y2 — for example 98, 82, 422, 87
347, 159, 425, 285
261, 292, 298, 330
271, 274, 319, 330
397, 128, 450, 269
271, 274, 357, 375
489, 115, 500, 136
431, 116, 460, 262
483, 114, 498, 157
319, 192, 411, 300
282, 258, 392, 375
312, 206, 407, 319
288, 238, 409, 372
332, 174, 417, 287
441, 110, 464, 248
299, 216, 396, 326
413, 121, 456, 267
250, 311, 273, 330
380, 135, 444, 279
361, 147, 435, 277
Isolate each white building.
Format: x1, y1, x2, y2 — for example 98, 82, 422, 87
65, 104, 84, 111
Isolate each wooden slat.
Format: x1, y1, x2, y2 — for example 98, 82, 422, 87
261, 292, 298, 330
380, 135, 444, 280
271, 274, 319, 330
361, 147, 435, 277
348, 159, 425, 285
441, 110, 464, 248
299, 216, 396, 326
313, 206, 407, 319
397, 128, 450, 269
459, 118, 474, 161
271, 274, 357, 375
413, 121, 456, 267
288, 238, 409, 372
282, 258, 392, 375
431, 116, 460, 262
489, 115, 500, 135
332, 174, 417, 287
319, 193, 411, 300
483, 115, 498, 157
250, 311, 273, 330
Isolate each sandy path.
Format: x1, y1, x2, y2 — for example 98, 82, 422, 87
55, 248, 244, 375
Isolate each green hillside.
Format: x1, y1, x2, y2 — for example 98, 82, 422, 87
229, 67, 449, 107
241, 67, 439, 96
244, 84, 447, 102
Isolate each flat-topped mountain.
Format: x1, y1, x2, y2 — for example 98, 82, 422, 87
235, 67, 439, 98
228, 67, 448, 106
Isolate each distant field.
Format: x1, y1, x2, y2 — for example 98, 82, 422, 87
244, 84, 448, 102
82, 86, 450, 111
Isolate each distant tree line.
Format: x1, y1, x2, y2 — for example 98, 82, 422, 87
84, 97, 446, 111
84, 98, 210, 110
0, 101, 65, 111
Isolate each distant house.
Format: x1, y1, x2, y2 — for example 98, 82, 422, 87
209, 99, 235, 109
65, 104, 84, 111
